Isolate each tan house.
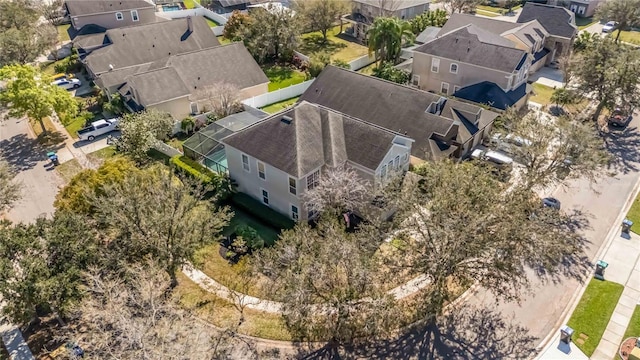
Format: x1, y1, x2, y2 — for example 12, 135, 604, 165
517, 2, 578, 61
343, 0, 430, 42
118, 43, 269, 120
549, 0, 605, 18
65, 0, 157, 31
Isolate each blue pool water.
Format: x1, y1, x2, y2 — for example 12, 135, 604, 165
162, 4, 181, 11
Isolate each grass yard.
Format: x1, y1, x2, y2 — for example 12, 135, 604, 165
529, 83, 555, 106
260, 96, 299, 114
182, 0, 197, 9
567, 278, 624, 357
173, 272, 291, 341
40, 61, 57, 76
623, 305, 640, 340
216, 36, 232, 45
612, 30, 640, 45
86, 146, 117, 164
226, 206, 281, 245
625, 193, 640, 234
475, 9, 500, 17
575, 17, 596, 30
299, 25, 369, 63
55, 159, 83, 183
263, 65, 306, 92
56, 24, 71, 43
204, 17, 220, 27
64, 116, 87, 139
357, 62, 377, 75
476, 4, 521, 14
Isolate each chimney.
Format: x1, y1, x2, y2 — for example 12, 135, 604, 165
187, 16, 193, 32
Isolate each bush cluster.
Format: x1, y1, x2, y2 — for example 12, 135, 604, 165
230, 193, 295, 230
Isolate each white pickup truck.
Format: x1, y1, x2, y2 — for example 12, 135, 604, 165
77, 118, 119, 141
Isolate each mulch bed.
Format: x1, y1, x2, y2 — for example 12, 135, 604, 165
619, 337, 638, 360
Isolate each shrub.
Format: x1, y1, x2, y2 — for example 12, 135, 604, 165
181, 117, 195, 134
235, 224, 265, 250
231, 193, 295, 230
170, 155, 231, 199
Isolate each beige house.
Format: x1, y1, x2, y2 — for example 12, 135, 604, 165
343, 0, 430, 42
517, 2, 578, 61
65, 0, 156, 30
118, 43, 269, 120
549, 0, 605, 17
222, 101, 414, 221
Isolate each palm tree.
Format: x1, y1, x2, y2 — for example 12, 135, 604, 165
595, 0, 640, 43
367, 17, 415, 65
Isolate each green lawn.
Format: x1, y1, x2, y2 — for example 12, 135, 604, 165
475, 9, 500, 17
183, 0, 197, 9
263, 65, 306, 92
216, 36, 232, 45
625, 193, 640, 234
299, 25, 369, 63
476, 4, 521, 14
260, 96, 299, 114
623, 305, 640, 339
225, 206, 281, 246
56, 24, 71, 43
64, 116, 87, 139
357, 62, 377, 75
575, 17, 596, 30
612, 30, 640, 45
86, 146, 117, 164
530, 83, 555, 106
567, 278, 625, 357
55, 159, 84, 183
204, 17, 220, 27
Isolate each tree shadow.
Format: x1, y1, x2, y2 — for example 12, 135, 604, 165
263, 64, 295, 82
0, 134, 55, 172
299, 34, 346, 57
603, 125, 640, 174
295, 306, 538, 359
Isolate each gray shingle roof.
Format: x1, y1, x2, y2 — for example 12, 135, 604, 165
354, 0, 430, 11
119, 67, 190, 106
222, 101, 399, 177
298, 66, 499, 160
439, 13, 520, 37
415, 26, 440, 44
517, 3, 577, 39
86, 17, 220, 75
65, 0, 154, 16
415, 24, 528, 73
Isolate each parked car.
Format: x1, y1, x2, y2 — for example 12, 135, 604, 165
77, 118, 119, 141
542, 197, 561, 210
52, 78, 81, 90
602, 21, 618, 33
52, 73, 75, 81
471, 149, 513, 182
608, 107, 633, 128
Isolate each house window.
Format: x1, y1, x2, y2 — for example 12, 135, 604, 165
381, 164, 387, 179
131, 10, 139, 21
257, 161, 266, 180
394, 155, 400, 168
115, 12, 123, 20
431, 58, 440, 73
453, 85, 461, 93
441, 82, 449, 95
450, 63, 458, 74
307, 169, 320, 190
190, 102, 198, 114
261, 189, 269, 205
411, 75, 420, 86
288, 177, 297, 195
291, 205, 299, 220
241, 154, 250, 172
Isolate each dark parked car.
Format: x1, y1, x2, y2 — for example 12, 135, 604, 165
608, 108, 633, 128
542, 197, 561, 210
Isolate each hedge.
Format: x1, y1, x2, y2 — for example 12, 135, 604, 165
170, 155, 214, 183
231, 193, 295, 230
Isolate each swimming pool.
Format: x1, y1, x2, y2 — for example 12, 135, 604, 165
162, 4, 182, 11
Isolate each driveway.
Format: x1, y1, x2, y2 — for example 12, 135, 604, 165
0, 114, 63, 223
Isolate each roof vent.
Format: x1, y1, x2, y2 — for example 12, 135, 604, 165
281, 115, 293, 124
108, 64, 114, 71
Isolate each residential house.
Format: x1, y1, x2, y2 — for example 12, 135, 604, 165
411, 23, 532, 110
117, 43, 269, 120
221, 101, 414, 221
343, 0, 430, 42
211, 0, 250, 14
299, 66, 500, 161
548, 0, 605, 18
65, 0, 157, 31
517, 2, 578, 61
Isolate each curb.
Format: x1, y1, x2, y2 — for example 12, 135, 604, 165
533, 174, 640, 359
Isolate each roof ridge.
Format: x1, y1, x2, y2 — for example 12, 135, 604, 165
169, 42, 241, 58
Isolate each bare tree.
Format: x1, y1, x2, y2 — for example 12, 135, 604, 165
441, 0, 482, 14
302, 164, 369, 217
37, 0, 64, 26
192, 82, 242, 119
0, 159, 21, 213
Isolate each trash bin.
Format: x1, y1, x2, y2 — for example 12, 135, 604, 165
595, 260, 609, 280
623, 219, 633, 234
560, 325, 574, 344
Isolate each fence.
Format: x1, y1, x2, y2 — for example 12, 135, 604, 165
155, 6, 228, 26
242, 79, 315, 108
293, 50, 310, 62
153, 141, 182, 158
348, 54, 376, 71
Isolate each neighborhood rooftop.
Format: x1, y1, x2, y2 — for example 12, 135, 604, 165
65, 0, 154, 15
517, 2, 577, 39
85, 16, 219, 75
299, 66, 499, 160
222, 101, 404, 177
355, 0, 430, 11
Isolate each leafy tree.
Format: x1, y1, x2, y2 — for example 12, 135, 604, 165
572, 36, 640, 121
302, 165, 369, 218
293, 0, 348, 42
550, 87, 576, 111
0, 0, 57, 65
499, 108, 609, 189
102, 92, 125, 115
367, 17, 414, 65
389, 161, 587, 320
595, 0, 640, 43
254, 217, 402, 343
242, 5, 300, 63
306, 53, 350, 78
222, 10, 253, 42
115, 109, 174, 164
54, 157, 139, 215
0, 212, 99, 325
409, 9, 448, 35
0, 159, 21, 213
441, 0, 482, 14
504, 0, 520, 13
372, 61, 410, 84
573, 31, 599, 52
181, 116, 196, 134
0, 64, 78, 134
94, 166, 231, 287
37, 0, 64, 26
